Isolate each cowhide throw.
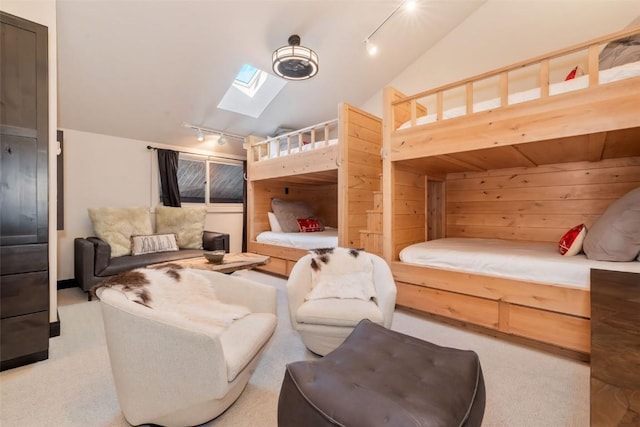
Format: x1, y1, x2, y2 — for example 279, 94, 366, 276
92, 265, 250, 333
306, 247, 377, 301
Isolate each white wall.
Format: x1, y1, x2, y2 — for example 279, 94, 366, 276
57, 129, 245, 281
361, 0, 640, 116
1, 0, 58, 322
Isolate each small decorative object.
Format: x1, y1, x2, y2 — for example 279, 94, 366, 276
204, 250, 225, 264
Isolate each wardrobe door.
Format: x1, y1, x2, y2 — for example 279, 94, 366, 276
0, 11, 49, 371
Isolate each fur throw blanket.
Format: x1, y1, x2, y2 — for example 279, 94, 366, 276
306, 247, 376, 301
92, 265, 250, 334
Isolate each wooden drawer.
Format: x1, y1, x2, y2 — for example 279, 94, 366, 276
0, 311, 49, 363
257, 257, 288, 276
506, 304, 590, 353
0, 271, 49, 318
0, 243, 48, 275
396, 282, 500, 329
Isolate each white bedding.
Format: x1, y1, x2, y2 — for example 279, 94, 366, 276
260, 138, 338, 160
256, 227, 338, 250
399, 238, 640, 289
398, 60, 640, 129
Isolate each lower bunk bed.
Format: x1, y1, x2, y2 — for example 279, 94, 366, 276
394, 237, 640, 359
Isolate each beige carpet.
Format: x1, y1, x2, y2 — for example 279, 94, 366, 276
0, 270, 589, 426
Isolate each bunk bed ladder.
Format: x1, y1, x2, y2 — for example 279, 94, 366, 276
359, 175, 383, 256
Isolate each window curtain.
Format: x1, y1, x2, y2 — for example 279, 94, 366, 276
157, 149, 181, 207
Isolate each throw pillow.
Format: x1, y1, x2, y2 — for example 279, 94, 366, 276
131, 233, 179, 256
155, 206, 206, 249
564, 66, 580, 81
267, 212, 283, 232
89, 207, 153, 258
297, 218, 325, 232
583, 187, 640, 261
271, 198, 315, 233
558, 224, 587, 256
306, 247, 376, 301
599, 17, 640, 70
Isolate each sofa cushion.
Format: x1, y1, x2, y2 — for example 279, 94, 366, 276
156, 206, 207, 249
131, 233, 179, 256
97, 249, 204, 277
89, 207, 153, 257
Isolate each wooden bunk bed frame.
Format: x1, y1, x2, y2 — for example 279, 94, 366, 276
247, 103, 382, 276
382, 26, 640, 358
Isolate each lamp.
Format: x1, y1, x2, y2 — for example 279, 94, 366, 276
363, 0, 418, 56
182, 122, 245, 146
272, 34, 318, 80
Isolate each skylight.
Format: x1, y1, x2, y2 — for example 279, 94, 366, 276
217, 64, 286, 119
232, 64, 265, 98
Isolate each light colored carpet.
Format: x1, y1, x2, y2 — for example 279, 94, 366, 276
0, 270, 589, 426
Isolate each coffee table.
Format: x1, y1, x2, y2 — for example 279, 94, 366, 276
153, 252, 270, 274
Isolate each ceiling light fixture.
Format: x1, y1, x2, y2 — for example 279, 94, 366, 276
363, 0, 418, 56
182, 122, 245, 146
272, 34, 318, 80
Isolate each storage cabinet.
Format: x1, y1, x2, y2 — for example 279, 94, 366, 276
0, 12, 50, 371
590, 269, 640, 426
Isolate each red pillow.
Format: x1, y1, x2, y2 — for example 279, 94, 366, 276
297, 218, 324, 233
558, 224, 587, 256
565, 66, 579, 81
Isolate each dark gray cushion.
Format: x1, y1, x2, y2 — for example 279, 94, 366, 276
583, 187, 640, 261
271, 198, 315, 233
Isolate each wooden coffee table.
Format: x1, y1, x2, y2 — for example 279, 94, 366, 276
153, 252, 270, 274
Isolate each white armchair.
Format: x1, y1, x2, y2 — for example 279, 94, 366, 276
96, 269, 277, 427
286, 249, 397, 356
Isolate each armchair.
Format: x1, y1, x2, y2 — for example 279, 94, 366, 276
95, 268, 277, 427
286, 249, 397, 356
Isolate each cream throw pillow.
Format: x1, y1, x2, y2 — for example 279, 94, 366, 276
88, 207, 153, 258
155, 206, 206, 249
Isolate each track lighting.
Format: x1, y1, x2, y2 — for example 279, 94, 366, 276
363, 0, 418, 56
182, 122, 245, 146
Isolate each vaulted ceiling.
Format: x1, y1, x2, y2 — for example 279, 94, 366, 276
56, 1, 485, 149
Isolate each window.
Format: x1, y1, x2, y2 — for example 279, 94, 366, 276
164, 156, 244, 205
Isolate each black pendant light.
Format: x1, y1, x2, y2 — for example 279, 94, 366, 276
272, 35, 319, 80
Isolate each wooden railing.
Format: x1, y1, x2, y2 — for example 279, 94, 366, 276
391, 25, 640, 130
249, 119, 339, 163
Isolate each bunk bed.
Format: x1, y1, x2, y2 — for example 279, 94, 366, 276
382, 25, 640, 358
247, 103, 382, 276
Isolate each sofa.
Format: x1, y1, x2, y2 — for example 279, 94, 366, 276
75, 231, 229, 298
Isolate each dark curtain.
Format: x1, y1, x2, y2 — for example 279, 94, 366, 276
157, 149, 181, 207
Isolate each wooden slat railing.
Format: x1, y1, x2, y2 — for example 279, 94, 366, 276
249, 118, 339, 162
391, 25, 640, 131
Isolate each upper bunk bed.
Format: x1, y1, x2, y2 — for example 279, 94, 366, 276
246, 103, 382, 276
381, 25, 640, 359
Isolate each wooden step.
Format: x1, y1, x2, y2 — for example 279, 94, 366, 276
366, 211, 382, 232
360, 230, 383, 256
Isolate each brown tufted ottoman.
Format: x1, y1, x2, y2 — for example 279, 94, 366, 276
278, 319, 485, 427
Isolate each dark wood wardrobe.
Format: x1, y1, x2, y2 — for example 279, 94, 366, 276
0, 11, 50, 371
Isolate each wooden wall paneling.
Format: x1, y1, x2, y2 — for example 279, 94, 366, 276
426, 179, 445, 240
392, 164, 425, 259
445, 157, 640, 242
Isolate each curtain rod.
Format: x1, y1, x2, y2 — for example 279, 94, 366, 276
146, 145, 245, 163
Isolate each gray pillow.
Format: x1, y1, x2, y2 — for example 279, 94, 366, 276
583, 187, 640, 261
271, 198, 315, 233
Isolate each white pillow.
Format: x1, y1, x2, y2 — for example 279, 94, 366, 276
306, 247, 376, 301
267, 212, 283, 233
131, 233, 178, 256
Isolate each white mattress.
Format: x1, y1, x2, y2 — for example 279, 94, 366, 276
398, 60, 640, 129
399, 238, 640, 289
256, 228, 338, 250
261, 138, 338, 160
